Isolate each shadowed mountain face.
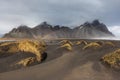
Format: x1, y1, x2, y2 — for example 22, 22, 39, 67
3, 20, 114, 39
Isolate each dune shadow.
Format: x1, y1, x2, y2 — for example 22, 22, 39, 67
41, 52, 48, 62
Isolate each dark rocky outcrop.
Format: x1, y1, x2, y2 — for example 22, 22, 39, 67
3, 20, 114, 39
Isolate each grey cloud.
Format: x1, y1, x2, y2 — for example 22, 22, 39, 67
0, 0, 120, 34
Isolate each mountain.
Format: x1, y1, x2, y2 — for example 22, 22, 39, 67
72, 20, 114, 38
3, 25, 34, 38
3, 20, 114, 39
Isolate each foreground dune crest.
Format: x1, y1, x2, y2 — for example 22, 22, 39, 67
0, 39, 46, 66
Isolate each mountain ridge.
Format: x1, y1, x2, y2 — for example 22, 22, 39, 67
3, 20, 114, 39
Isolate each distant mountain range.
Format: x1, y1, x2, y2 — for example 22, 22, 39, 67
3, 20, 114, 39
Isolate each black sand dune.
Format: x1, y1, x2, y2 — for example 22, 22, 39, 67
0, 39, 120, 80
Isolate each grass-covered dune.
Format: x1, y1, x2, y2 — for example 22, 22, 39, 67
0, 39, 46, 67
102, 49, 120, 69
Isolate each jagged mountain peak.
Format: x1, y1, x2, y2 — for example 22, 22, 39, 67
72, 20, 114, 38
92, 19, 100, 26
10, 25, 31, 33
82, 22, 92, 27
34, 21, 52, 29
17, 25, 29, 29
17, 25, 31, 30
52, 25, 60, 30
77, 20, 108, 31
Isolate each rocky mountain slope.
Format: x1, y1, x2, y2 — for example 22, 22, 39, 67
3, 20, 114, 39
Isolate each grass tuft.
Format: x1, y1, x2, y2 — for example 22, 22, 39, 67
104, 41, 115, 47
102, 49, 120, 68
83, 42, 101, 50
16, 57, 36, 67
60, 40, 73, 51
75, 40, 88, 45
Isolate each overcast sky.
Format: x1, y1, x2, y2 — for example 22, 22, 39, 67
0, 0, 120, 37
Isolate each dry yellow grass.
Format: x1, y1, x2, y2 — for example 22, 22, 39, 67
102, 49, 120, 68
60, 43, 72, 51
94, 41, 104, 45
94, 41, 115, 47
16, 57, 36, 67
60, 40, 73, 46
60, 40, 73, 51
83, 42, 101, 50
17, 40, 46, 61
104, 41, 115, 47
75, 40, 88, 45
0, 41, 16, 46
0, 39, 46, 66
